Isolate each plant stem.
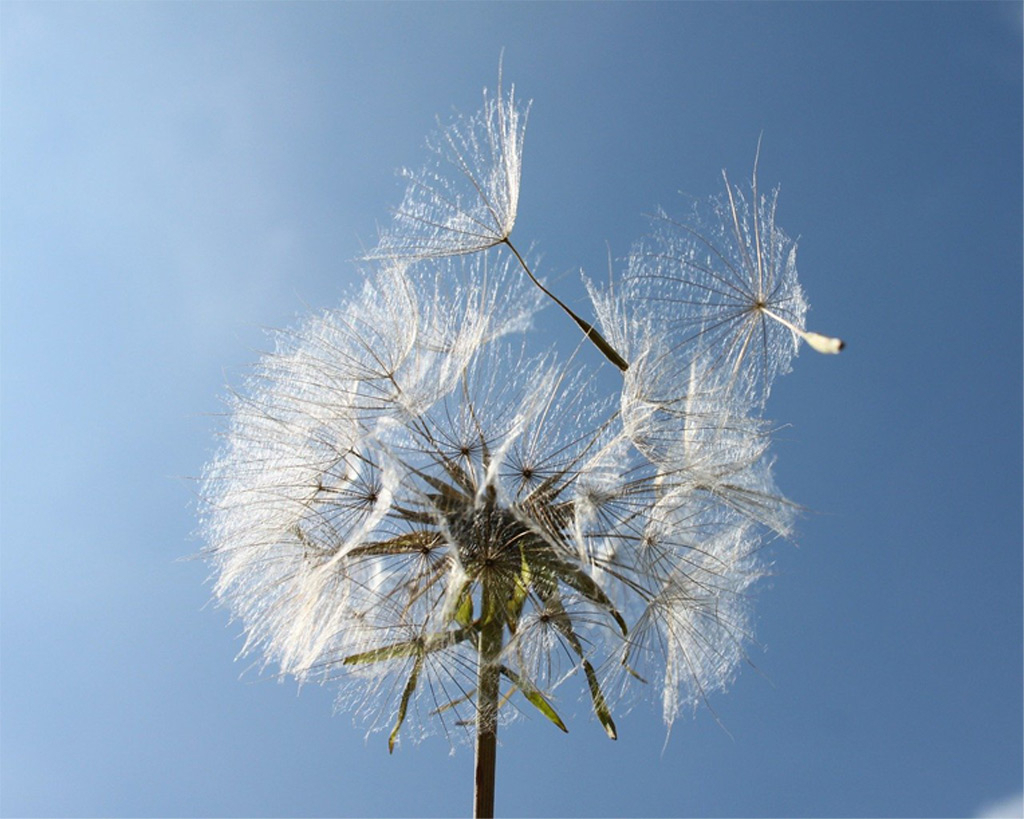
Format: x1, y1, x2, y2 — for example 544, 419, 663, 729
473, 580, 503, 819
502, 239, 630, 372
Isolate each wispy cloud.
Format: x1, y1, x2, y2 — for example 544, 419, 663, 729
976, 792, 1024, 819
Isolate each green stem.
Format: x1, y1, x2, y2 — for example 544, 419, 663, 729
502, 239, 629, 372
473, 579, 504, 819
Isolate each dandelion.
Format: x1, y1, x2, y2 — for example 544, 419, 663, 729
200, 67, 841, 818
203, 259, 795, 816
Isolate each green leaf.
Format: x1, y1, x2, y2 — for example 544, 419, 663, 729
499, 665, 568, 733
343, 627, 474, 666
582, 659, 617, 740
344, 639, 423, 665
438, 572, 475, 629
454, 586, 474, 627
389, 655, 422, 753
540, 590, 618, 740
505, 547, 533, 631
346, 530, 442, 558
622, 659, 648, 684
548, 558, 628, 636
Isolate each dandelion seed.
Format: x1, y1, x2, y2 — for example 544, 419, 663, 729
625, 146, 843, 406
368, 67, 527, 261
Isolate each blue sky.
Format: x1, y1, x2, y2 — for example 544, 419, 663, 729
2, 3, 1021, 817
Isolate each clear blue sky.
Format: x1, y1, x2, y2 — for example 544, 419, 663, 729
2, 3, 1021, 817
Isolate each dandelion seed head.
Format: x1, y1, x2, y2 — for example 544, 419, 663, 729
201, 71, 841, 757
201, 250, 791, 745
